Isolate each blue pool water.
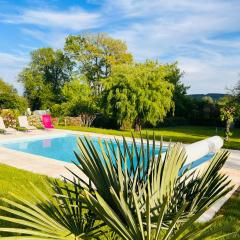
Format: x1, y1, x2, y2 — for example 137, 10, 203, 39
0, 135, 164, 164
0, 134, 213, 169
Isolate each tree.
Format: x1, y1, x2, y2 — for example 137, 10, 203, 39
19, 48, 73, 110
162, 62, 188, 116
201, 96, 217, 120
218, 96, 238, 141
64, 33, 133, 95
59, 77, 97, 116
0, 78, 27, 113
102, 61, 175, 130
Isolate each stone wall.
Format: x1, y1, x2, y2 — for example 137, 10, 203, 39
28, 115, 44, 128
54, 114, 96, 127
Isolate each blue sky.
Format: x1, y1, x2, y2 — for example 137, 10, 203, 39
0, 0, 240, 94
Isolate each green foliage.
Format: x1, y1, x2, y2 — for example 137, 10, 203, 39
102, 61, 175, 130
0, 129, 6, 134
18, 34, 190, 126
71, 135, 233, 239
160, 62, 188, 117
0, 78, 27, 113
218, 96, 238, 141
172, 95, 220, 127
0, 109, 19, 128
65, 33, 133, 95
51, 77, 97, 116
0, 135, 235, 239
15, 126, 28, 132
0, 182, 105, 239
50, 104, 64, 117
19, 48, 73, 110
27, 115, 44, 128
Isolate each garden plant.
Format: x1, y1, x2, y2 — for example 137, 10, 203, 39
0, 134, 235, 239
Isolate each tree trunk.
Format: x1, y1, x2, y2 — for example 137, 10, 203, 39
134, 116, 141, 132
225, 119, 231, 141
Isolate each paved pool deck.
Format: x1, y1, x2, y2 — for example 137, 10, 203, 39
0, 129, 239, 222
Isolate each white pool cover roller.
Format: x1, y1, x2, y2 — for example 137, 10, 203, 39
184, 136, 224, 165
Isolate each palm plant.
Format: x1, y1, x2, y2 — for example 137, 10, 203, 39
0, 134, 235, 239
70, 135, 234, 239
0, 181, 105, 239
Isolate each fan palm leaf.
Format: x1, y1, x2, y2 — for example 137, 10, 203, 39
70, 134, 234, 239
0, 181, 105, 239
0, 134, 234, 239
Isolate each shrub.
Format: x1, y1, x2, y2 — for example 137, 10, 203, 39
120, 119, 132, 130
15, 126, 28, 132
0, 109, 19, 128
51, 117, 59, 126
157, 117, 189, 127
50, 104, 64, 117
0, 129, 6, 134
27, 115, 44, 128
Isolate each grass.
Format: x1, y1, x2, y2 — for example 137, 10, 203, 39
56, 125, 240, 150
194, 188, 240, 239
0, 164, 48, 199
0, 163, 239, 238
0, 163, 50, 237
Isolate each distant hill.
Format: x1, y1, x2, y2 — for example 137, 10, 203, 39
188, 93, 226, 101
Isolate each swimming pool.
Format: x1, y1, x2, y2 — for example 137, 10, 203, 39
0, 134, 213, 169
0, 134, 164, 164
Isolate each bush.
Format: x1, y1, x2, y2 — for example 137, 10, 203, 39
0, 109, 19, 128
0, 78, 28, 113
51, 117, 59, 126
92, 113, 119, 129
27, 115, 44, 128
15, 126, 28, 132
157, 117, 189, 127
120, 119, 132, 130
0, 129, 6, 134
50, 104, 64, 117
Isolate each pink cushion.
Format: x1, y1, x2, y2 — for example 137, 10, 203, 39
42, 114, 54, 128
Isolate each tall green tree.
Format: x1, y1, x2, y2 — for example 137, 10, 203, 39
162, 63, 189, 117
64, 33, 133, 95
60, 77, 97, 116
0, 78, 27, 112
19, 48, 73, 110
102, 61, 175, 130
218, 96, 238, 141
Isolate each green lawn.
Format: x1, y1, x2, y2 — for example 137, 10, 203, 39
0, 164, 50, 237
0, 163, 239, 238
57, 125, 240, 150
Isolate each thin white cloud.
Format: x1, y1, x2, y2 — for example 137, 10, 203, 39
1, 0, 240, 93
106, 0, 240, 93
2, 7, 102, 31
0, 52, 27, 66
21, 28, 67, 49
179, 57, 239, 94
0, 52, 28, 93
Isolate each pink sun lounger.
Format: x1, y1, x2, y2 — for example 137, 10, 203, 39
42, 114, 54, 129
